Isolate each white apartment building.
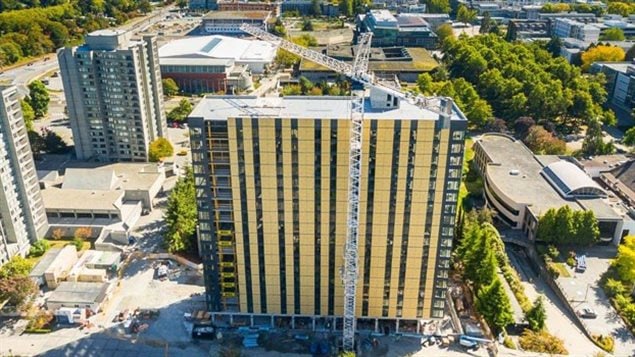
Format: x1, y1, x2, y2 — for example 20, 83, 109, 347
0, 86, 49, 265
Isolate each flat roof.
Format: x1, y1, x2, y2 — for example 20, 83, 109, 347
159, 35, 276, 63
47, 282, 110, 305
42, 188, 123, 211
594, 61, 631, 73
203, 10, 270, 20
190, 95, 465, 122
476, 133, 620, 218
160, 57, 234, 67
29, 248, 62, 277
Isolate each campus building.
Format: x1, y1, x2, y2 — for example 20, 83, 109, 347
189, 90, 467, 329
0, 86, 49, 265
356, 10, 438, 49
473, 133, 635, 246
200, 11, 272, 35
58, 30, 167, 162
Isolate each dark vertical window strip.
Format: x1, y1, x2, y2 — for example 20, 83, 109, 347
396, 122, 417, 317
314, 121, 322, 315
382, 120, 401, 317
361, 120, 378, 316
251, 119, 267, 313
327, 120, 338, 315
235, 118, 253, 312
275, 119, 287, 314
416, 124, 442, 317
291, 119, 301, 314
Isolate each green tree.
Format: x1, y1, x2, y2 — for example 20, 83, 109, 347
582, 119, 615, 155
302, 18, 314, 31
162, 78, 179, 97
523, 126, 566, 154
20, 99, 35, 132
164, 167, 197, 253
271, 18, 286, 37
456, 5, 477, 27
435, 23, 454, 45
27, 80, 49, 119
546, 36, 563, 57
425, 0, 450, 13
0, 256, 33, 278
167, 99, 193, 122
600, 28, 625, 41
148, 137, 174, 162
28, 239, 50, 257
176, 0, 187, 9
615, 236, 635, 284
479, 11, 493, 34
476, 278, 514, 332
339, 0, 353, 17
519, 330, 567, 354
526, 296, 546, 331
624, 126, 635, 146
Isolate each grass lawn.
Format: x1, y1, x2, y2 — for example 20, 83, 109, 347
550, 262, 571, 278
47, 238, 91, 251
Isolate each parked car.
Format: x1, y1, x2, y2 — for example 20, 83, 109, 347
578, 308, 597, 319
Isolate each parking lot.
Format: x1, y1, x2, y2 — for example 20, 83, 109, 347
558, 246, 635, 356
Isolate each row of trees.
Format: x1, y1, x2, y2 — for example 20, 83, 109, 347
282, 76, 351, 96
603, 236, 635, 334
164, 167, 197, 253
455, 215, 515, 332
0, 0, 151, 67
22, 80, 70, 157
537, 206, 600, 245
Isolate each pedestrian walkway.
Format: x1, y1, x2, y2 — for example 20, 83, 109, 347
497, 270, 525, 324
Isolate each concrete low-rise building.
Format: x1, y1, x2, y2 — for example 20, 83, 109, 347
39, 163, 165, 238
356, 10, 438, 49
46, 281, 112, 312
473, 133, 635, 246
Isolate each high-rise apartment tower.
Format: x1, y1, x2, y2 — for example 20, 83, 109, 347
190, 94, 466, 329
58, 30, 167, 162
0, 86, 48, 265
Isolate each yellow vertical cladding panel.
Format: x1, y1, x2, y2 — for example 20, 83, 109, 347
258, 121, 281, 314
297, 119, 315, 315
320, 120, 331, 314
388, 121, 411, 318
354, 120, 372, 317
282, 120, 295, 313
366, 120, 393, 316
423, 129, 450, 312
226, 119, 246, 312
333, 119, 349, 316
241, 119, 260, 313
401, 125, 433, 314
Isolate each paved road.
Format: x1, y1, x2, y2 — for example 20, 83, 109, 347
0, 5, 174, 97
506, 247, 603, 356
559, 247, 635, 357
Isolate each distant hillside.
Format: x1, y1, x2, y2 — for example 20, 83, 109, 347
0, 0, 154, 67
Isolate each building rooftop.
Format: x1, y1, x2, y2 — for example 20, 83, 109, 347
42, 188, 123, 211
159, 35, 276, 63
62, 168, 118, 191
300, 46, 438, 72
29, 248, 63, 278
190, 95, 465, 122
203, 10, 270, 20
593, 61, 632, 73
477, 133, 621, 218
47, 282, 111, 305
541, 160, 606, 197
159, 57, 234, 67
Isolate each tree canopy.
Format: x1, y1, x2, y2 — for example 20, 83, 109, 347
27, 80, 49, 119
581, 45, 625, 71
536, 206, 599, 245
526, 296, 546, 331
435, 23, 455, 45
162, 78, 179, 97
148, 137, 174, 162
600, 28, 625, 41
20, 99, 34, 131
167, 98, 193, 123
441, 35, 614, 134
164, 167, 197, 253
523, 125, 566, 154
615, 235, 635, 284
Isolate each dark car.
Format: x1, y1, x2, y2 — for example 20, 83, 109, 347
578, 308, 597, 319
